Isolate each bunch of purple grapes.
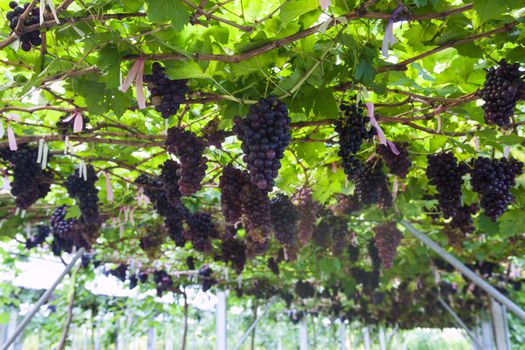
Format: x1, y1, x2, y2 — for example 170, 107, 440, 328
479, 60, 524, 126
470, 156, 523, 220
270, 194, 299, 246
6, 2, 42, 51
233, 96, 291, 191
144, 62, 189, 119
166, 127, 208, 195
426, 153, 467, 219
373, 222, 403, 269
0, 144, 53, 209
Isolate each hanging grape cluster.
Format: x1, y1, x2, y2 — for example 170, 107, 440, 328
139, 224, 167, 260
49, 205, 82, 255
199, 265, 217, 292
373, 222, 403, 269
331, 194, 362, 216
108, 264, 128, 282
240, 180, 272, 245
144, 62, 189, 119
354, 159, 392, 209
233, 96, 291, 191
292, 187, 320, 245
153, 270, 174, 296
479, 60, 524, 126
184, 212, 219, 252
295, 280, 315, 299
367, 238, 381, 272
135, 173, 188, 246
470, 157, 523, 221
335, 102, 374, 179
220, 238, 247, 274
219, 164, 248, 224
65, 165, 100, 225
0, 145, 53, 209
323, 214, 349, 256
426, 153, 467, 219
268, 257, 280, 275
160, 159, 182, 206
270, 194, 299, 246
376, 142, 412, 178
348, 242, 360, 262
6, 2, 42, 51
166, 127, 208, 195
449, 204, 479, 234
25, 225, 50, 249
202, 118, 226, 148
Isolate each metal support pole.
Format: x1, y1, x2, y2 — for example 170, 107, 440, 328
299, 317, 308, 350
481, 315, 495, 350
232, 303, 271, 350
438, 297, 484, 348
401, 221, 525, 321
1, 248, 85, 350
338, 319, 346, 350
215, 291, 227, 350
379, 327, 386, 350
491, 299, 511, 350
362, 327, 371, 350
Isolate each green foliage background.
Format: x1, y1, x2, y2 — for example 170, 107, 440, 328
0, 0, 524, 347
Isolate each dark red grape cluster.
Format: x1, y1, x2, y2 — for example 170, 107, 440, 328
376, 142, 411, 178
267, 257, 279, 275
153, 270, 174, 296
479, 60, 524, 126
135, 170, 189, 246
240, 180, 272, 245
184, 212, 219, 252
449, 204, 479, 234
199, 265, 217, 292
139, 224, 166, 259
373, 222, 403, 269
335, 102, 374, 179
0, 145, 53, 209
426, 153, 467, 219
348, 243, 359, 262
351, 267, 380, 293
270, 194, 299, 246
49, 205, 82, 254
245, 238, 269, 257
64, 165, 100, 225
367, 238, 381, 271
219, 164, 248, 223
292, 187, 320, 245
25, 225, 50, 249
233, 96, 291, 191
220, 238, 247, 274
186, 256, 195, 270
166, 127, 208, 195
295, 280, 315, 299
109, 264, 128, 282
354, 159, 392, 209
470, 157, 523, 220
6, 2, 42, 52
331, 194, 362, 216
202, 118, 226, 148
160, 159, 181, 206
144, 62, 189, 119
313, 213, 333, 248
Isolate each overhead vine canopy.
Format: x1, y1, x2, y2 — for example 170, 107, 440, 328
1, 0, 525, 329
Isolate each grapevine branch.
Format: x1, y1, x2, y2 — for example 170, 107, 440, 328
377, 21, 520, 73
123, 5, 476, 63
